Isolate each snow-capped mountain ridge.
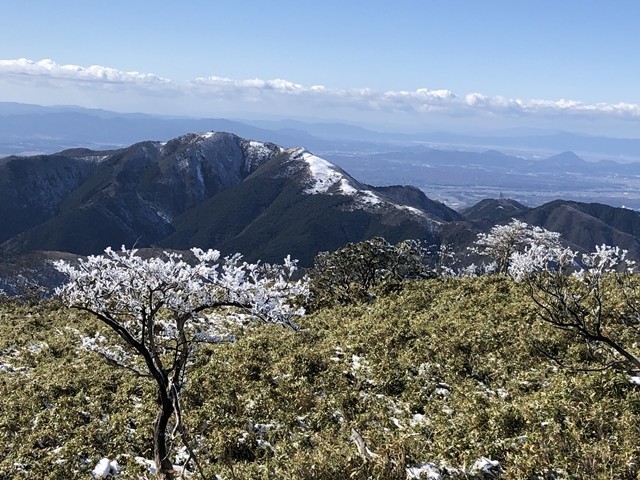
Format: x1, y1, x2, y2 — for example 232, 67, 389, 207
0, 131, 462, 265
3, 130, 639, 286
288, 147, 356, 195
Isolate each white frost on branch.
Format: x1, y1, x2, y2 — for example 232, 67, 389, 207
509, 241, 637, 282
580, 244, 635, 276
508, 243, 577, 281
54, 246, 308, 337
54, 246, 308, 383
472, 219, 563, 276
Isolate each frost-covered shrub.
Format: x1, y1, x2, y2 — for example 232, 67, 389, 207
511, 241, 640, 372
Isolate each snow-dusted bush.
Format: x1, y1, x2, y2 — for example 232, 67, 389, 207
475, 219, 640, 372
508, 242, 577, 282
309, 237, 429, 307
54, 246, 308, 480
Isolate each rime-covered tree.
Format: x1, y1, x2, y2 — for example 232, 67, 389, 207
511, 241, 640, 371
471, 219, 562, 275
54, 247, 308, 480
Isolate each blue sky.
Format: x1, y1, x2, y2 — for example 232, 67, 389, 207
2, 0, 640, 135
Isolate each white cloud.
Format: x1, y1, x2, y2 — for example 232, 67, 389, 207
1, 58, 640, 123
0, 58, 171, 85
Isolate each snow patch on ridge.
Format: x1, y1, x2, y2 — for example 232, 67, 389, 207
79, 154, 109, 163
295, 148, 381, 203
401, 205, 431, 217
197, 131, 217, 140
244, 140, 281, 171
359, 189, 382, 205
297, 149, 353, 195
248, 140, 274, 157
291, 147, 435, 219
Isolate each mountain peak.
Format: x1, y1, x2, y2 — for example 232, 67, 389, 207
544, 150, 584, 165
462, 198, 530, 227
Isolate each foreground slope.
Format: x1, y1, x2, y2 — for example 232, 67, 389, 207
2, 277, 639, 479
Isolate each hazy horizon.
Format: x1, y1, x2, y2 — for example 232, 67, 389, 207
3, 1, 640, 137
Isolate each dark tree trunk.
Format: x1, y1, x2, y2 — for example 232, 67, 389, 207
154, 393, 175, 480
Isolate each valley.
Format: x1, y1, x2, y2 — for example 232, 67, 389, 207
322, 149, 640, 210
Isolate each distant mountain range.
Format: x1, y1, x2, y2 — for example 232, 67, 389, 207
463, 198, 640, 255
2, 130, 640, 298
3, 101, 640, 161
324, 147, 640, 210
0, 102, 320, 155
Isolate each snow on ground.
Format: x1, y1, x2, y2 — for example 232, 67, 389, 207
0, 347, 31, 375
197, 131, 217, 140
83, 451, 501, 479
399, 204, 430, 219
628, 375, 640, 385
295, 147, 374, 200
79, 155, 110, 163
134, 456, 191, 478
247, 140, 275, 158
406, 457, 503, 479
358, 188, 382, 205
154, 207, 173, 223
91, 458, 119, 478
0, 362, 15, 372
338, 177, 358, 195
471, 457, 504, 476
406, 462, 442, 479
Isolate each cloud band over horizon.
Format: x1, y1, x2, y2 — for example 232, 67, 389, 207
2, 58, 640, 127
